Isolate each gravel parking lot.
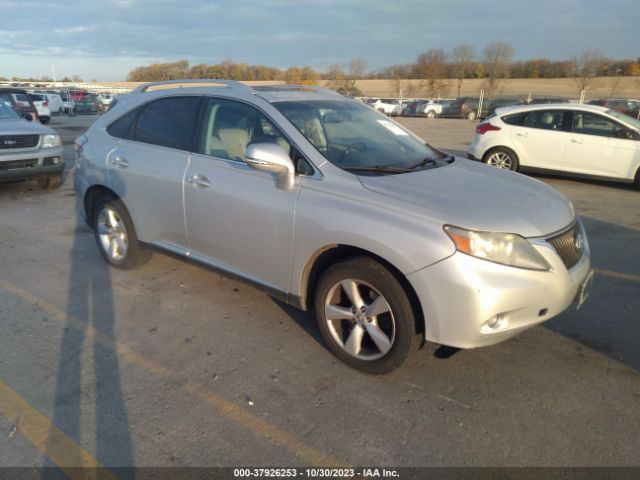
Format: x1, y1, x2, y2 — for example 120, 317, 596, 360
0, 114, 638, 471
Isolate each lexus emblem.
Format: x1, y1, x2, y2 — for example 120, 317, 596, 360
573, 232, 583, 251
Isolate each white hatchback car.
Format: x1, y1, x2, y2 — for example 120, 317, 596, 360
468, 103, 640, 188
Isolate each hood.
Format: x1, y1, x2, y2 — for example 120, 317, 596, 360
358, 159, 574, 238
0, 118, 54, 136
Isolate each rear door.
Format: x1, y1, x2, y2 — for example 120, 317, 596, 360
106, 96, 201, 250
509, 109, 570, 169
562, 110, 636, 179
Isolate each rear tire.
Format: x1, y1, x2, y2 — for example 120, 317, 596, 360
314, 257, 421, 374
40, 116, 50, 124
92, 196, 152, 270
426, 110, 436, 118
466, 110, 477, 120
634, 168, 640, 191
483, 147, 520, 172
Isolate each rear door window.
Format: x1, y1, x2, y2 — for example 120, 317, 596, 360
522, 110, 566, 130
134, 96, 201, 151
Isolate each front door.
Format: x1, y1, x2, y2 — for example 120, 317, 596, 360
184, 97, 299, 293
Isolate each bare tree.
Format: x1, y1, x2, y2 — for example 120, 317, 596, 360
327, 59, 367, 96
415, 48, 448, 97
387, 65, 408, 99
573, 50, 605, 94
483, 41, 515, 98
451, 44, 475, 97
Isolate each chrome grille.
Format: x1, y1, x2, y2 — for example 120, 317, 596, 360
547, 223, 583, 270
0, 135, 39, 149
0, 158, 39, 171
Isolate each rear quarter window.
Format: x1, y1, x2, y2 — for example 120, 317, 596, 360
106, 108, 139, 140
502, 112, 527, 126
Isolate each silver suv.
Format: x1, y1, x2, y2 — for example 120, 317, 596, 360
74, 80, 593, 373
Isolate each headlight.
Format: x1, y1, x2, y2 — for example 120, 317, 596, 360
444, 225, 551, 271
41, 134, 61, 148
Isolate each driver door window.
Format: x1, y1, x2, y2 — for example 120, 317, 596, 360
199, 98, 291, 162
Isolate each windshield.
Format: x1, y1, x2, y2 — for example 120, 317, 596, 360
607, 109, 640, 130
0, 100, 20, 120
274, 100, 449, 174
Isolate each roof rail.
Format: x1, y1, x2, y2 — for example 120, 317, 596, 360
253, 84, 343, 96
132, 79, 255, 94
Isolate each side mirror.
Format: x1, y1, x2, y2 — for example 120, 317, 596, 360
244, 143, 295, 190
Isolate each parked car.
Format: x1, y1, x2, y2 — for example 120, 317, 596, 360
588, 99, 640, 119
74, 95, 100, 114
403, 100, 443, 118
0, 88, 39, 122
27, 93, 51, 124
0, 99, 64, 188
443, 96, 488, 120
75, 80, 592, 373
468, 103, 640, 188
371, 98, 407, 116
528, 97, 570, 105
484, 98, 524, 118
40, 93, 64, 114
58, 92, 76, 114
97, 93, 113, 111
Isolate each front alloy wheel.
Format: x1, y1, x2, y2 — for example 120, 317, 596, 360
324, 279, 395, 361
314, 257, 421, 374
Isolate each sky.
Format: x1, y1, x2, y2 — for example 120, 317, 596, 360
0, 0, 638, 81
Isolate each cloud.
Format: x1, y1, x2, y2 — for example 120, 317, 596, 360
0, 0, 637, 80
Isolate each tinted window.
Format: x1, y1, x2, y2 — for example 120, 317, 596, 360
572, 112, 622, 138
107, 108, 139, 139
502, 112, 527, 126
199, 98, 291, 163
523, 110, 565, 130
134, 96, 201, 151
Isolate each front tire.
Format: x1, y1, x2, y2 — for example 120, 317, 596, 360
314, 257, 421, 374
466, 110, 477, 120
37, 173, 62, 190
483, 147, 520, 172
92, 196, 152, 269
426, 110, 436, 118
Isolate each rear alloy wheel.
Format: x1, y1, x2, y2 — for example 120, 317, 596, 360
483, 147, 519, 172
466, 110, 477, 120
426, 110, 436, 118
314, 257, 421, 374
93, 196, 152, 269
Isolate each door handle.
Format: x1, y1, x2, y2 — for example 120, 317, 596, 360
571, 138, 584, 144
186, 174, 211, 189
110, 156, 129, 168
516, 132, 529, 138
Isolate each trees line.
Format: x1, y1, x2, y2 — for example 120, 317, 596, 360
123, 44, 639, 99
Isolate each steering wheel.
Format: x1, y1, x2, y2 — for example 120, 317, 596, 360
337, 142, 367, 164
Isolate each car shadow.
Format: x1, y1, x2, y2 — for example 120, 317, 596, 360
544, 216, 640, 371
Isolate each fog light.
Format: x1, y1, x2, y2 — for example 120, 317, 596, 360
53, 157, 61, 165
43, 156, 62, 166
482, 313, 508, 333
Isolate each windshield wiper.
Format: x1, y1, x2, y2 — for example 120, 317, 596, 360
408, 157, 438, 170
342, 165, 411, 174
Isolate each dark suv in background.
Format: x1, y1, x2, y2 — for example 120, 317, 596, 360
0, 88, 39, 122
443, 97, 487, 120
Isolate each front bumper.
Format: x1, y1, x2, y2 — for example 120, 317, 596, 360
0, 146, 65, 181
408, 235, 592, 349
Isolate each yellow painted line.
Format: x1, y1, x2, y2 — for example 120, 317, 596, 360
0, 380, 116, 480
595, 268, 640, 284
0, 278, 341, 467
